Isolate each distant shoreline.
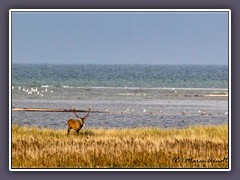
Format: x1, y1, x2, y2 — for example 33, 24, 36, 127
205, 94, 228, 97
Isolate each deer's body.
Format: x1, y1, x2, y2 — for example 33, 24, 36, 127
67, 108, 91, 135
67, 119, 84, 134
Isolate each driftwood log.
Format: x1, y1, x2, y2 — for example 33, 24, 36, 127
12, 107, 107, 113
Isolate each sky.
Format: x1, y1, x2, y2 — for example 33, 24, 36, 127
11, 11, 229, 65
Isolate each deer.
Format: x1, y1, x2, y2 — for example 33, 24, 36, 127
67, 107, 91, 135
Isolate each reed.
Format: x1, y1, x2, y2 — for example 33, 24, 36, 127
11, 124, 228, 169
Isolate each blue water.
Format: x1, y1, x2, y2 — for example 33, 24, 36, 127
12, 64, 228, 88
12, 64, 229, 130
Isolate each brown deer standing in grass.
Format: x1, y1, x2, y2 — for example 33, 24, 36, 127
67, 107, 91, 135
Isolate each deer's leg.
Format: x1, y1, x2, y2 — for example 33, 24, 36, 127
67, 126, 71, 135
76, 129, 80, 135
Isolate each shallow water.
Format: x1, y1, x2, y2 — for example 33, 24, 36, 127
11, 64, 229, 129
12, 87, 228, 129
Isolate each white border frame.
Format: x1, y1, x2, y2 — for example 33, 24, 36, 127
9, 9, 231, 171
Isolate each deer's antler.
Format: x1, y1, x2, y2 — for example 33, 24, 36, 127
73, 107, 81, 119
82, 107, 91, 120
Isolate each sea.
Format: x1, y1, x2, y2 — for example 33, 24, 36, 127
11, 64, 229, 130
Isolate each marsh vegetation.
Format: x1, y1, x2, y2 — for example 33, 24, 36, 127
12, 124, 228, 168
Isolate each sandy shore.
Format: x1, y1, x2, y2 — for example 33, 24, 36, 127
205, 94, 228, 97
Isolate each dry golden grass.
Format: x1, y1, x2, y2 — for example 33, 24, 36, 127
11, 124, 229, 169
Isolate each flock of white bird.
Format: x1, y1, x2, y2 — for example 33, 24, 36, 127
12, 86, 53, 97
12, 86, 228, 116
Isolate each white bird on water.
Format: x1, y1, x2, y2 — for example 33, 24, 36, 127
31, 87, 38, 93
121, 110, 127, 113
198, 110, 207, 115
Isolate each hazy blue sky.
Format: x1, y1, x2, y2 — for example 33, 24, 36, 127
12, 11, 229, 64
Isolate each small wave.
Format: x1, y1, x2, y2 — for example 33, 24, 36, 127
62, 86, 75, 88
41, 85, 50, 88
119, 93, 135, 96
15, 85, 228, 91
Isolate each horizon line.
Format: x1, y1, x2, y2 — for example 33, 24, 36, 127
12, 62, 228, 66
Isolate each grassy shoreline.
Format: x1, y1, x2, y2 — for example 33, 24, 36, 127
12, 124, 229, 169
